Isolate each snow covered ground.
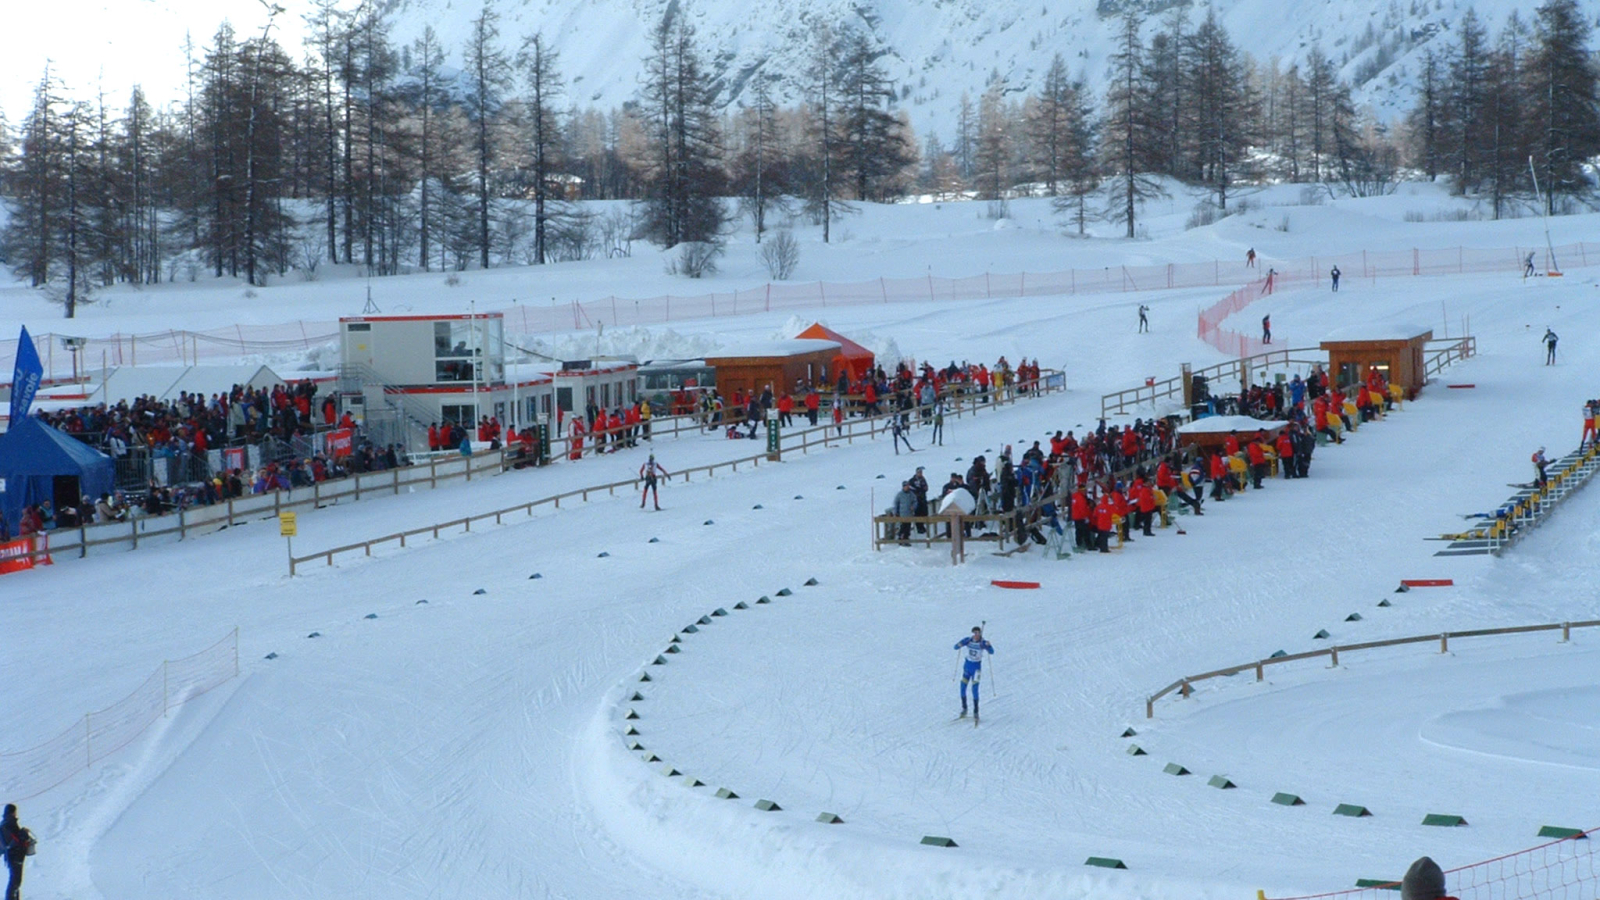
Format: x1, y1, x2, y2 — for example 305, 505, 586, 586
3, 184, 1600, 899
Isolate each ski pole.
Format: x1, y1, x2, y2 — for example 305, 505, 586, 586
982, 619, 997, 699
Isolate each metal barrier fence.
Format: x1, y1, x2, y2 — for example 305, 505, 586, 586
4, 239, 1590, 379
1146, 618, 1600, 719
0, 629, 239, 800
1267, 827, 1598, 900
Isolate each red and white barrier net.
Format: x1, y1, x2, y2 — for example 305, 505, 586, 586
0, 629, 239, 800
1267, 829, 1599, 900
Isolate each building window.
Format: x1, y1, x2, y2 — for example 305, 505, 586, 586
435, 321, 479, 359
435, 360, 481, 382
441, 403, 477, 426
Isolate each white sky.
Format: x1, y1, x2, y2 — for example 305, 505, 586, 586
3, 0, 312, 122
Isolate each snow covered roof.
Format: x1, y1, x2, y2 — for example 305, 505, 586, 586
1321, 324, 1433, 344
1176, 415, 1287, 435
33, 365, 286, 408
505, 362, 558, 384
705, 339, 841, 360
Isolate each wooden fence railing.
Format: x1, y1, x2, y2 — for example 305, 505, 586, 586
290, 373, 1068, 574
1101, 347, 1325, 418
289, 449, 774, 575
7, 449, 506, 567
1100, 336, 1477, 419
1146, 617, 1600, 718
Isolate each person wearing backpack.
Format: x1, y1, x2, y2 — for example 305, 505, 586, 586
1, 803, 31, 900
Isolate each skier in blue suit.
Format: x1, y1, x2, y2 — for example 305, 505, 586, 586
954, 626, 994, 720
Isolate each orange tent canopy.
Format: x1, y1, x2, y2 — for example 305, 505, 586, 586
795, 323, 874, 381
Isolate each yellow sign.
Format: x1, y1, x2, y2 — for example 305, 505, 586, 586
279, 512, 298, 537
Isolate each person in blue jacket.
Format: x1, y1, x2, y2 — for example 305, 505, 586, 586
954, 626, 994, 719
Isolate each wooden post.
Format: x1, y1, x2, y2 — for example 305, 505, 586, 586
1440, 633, 1449, 653
1146, 697, 1154, 719
1255, 661, 1263, 682
1330, 646, 1339, 667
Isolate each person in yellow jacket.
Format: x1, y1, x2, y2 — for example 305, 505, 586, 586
640, 399, 653, 441
1227, 453, 1250, 490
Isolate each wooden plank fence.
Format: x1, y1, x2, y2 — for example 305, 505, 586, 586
288, 372, 1067, 574
1146, 617, 1600, 718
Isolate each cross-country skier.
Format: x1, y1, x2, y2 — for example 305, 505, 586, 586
891, 412, 916, 454
639, 454, 669, 509
953, 626, 994, 722
1544, 329, 1558, 365
1246, 247, 1257, 268
1525, 252, 1537, 278
1261, 314, 1272, 344
1137, 304, 1150, 333
1330, 265, 1341, 292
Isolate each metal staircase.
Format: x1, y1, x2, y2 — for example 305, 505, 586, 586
336, 363, 438, 451
1434, 445, 1600, 556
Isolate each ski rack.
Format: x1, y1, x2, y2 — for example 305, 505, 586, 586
1433, 443, 1600, 556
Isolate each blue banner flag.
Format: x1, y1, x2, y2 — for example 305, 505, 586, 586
10, 326, 43, 421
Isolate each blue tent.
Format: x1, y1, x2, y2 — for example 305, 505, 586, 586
0, 416, 114, 532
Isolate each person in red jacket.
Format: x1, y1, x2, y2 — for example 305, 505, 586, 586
624, 404, 641, 447
1208, 451, 1230, 501
1133, 476, 1157, 536
569, 416, 586, 460
1276, 430, 1296, 478
776, 392, 794, 427
863, 382, 878, 417
1247, 434, 1269, 488
1109, 482, 1131, 543
1092, 492, 1115, 552
428, 423, 441, 452
804, 389, 820, 426
1223, 431, 1240, 457
1070, 486, 1092, 551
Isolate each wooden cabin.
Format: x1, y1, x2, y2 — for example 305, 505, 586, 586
704, 339, 841, 403
1320, 326, 1432, 399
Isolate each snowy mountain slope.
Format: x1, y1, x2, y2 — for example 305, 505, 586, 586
384, 0, 1545, 137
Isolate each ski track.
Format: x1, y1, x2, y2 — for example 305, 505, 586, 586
3, 194, 1600, 897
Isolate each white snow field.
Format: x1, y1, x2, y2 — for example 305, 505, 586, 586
3, 185, 1600, 899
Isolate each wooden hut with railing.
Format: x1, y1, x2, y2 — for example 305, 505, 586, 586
1320, 325, 1432, 399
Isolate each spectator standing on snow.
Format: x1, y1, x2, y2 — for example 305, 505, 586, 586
890, 481, 917, 543
910, 466, 930, 533
1, 803, 29, 900
639, 454, 669, 510
953, 626, 994, 721
1138, 304, 1150, 333
1330, 265, 1341, 292
1400, 856, 1456, 900
1544, 329, 1558, 365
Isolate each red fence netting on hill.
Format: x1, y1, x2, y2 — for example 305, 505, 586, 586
1266, 829, 1599, 900
0, 629, 239, 800
2, 240, 1595, 381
